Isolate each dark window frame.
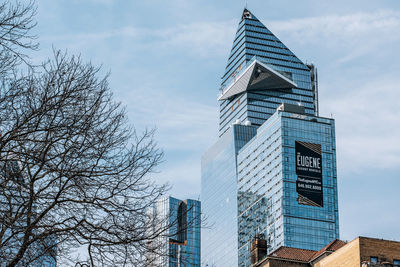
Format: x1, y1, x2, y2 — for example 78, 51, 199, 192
370, 256, 378, 263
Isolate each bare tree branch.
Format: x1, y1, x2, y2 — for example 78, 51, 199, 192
0, 50, 171, 266
0, 2, 204, 266
0, 1, 38, 75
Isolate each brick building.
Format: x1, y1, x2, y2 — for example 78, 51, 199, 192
253, 237, 400, 267
316, 237, 400, 267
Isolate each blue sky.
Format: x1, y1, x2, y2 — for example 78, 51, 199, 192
32, 0, 400, 243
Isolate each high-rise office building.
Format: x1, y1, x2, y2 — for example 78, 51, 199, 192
201, 9, 339, 267
149, 196, 201, 267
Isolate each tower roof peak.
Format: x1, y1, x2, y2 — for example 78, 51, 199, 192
242, 8, 254, 20
221, 8, 308, 88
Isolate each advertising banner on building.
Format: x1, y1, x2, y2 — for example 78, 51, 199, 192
295, 141, 323, 207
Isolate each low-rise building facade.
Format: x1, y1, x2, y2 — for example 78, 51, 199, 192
254, 236, 400, 267
315, 237, 400, 267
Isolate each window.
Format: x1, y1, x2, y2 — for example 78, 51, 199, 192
370, 257, 378, 264
394, 259, 400, 266
177, 201, 187, 243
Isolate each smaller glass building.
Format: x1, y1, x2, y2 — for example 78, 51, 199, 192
150, 196, 201, 267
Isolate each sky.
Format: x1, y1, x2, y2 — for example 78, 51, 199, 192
31, 0, 400, 243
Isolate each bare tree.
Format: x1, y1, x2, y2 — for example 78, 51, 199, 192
0, 1, 37, 75
0, 1, 170, 263
0, 50, 170, 266
0, 2, 200, 266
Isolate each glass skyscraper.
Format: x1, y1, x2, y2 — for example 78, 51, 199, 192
201, 9, 338, 267
149, 197, 201, 267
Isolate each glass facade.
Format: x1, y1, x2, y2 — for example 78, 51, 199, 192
237, 111, 338, 266
219, 9, 317, 137
151, 197, 201, 267
201, 125, 256, 267
201, 8, 339, 267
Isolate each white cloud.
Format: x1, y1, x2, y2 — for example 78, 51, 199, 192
267, 10, 400, 42
153, 158, 201, 200
158, 21, 236, 57
117, 85, 219, 152
266, 10, 400, 64
41, 21, 236, 59
323, 77, 400, 172
40, 9, 400, 62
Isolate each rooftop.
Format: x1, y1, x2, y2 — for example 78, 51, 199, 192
259, 239, 347, 264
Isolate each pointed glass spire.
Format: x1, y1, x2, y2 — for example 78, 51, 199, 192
221, 9, 307, 88
218, 9, 317, 137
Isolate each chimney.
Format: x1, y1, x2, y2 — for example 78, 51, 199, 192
251, 234, 267, 264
